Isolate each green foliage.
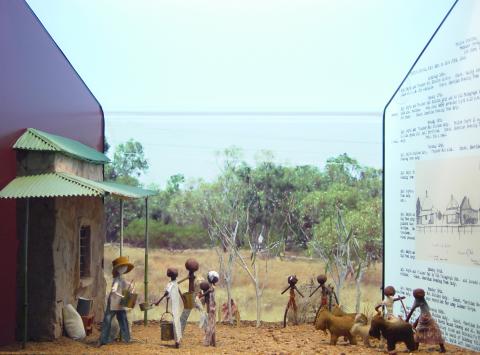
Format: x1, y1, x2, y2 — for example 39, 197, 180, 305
124, 219, 209, 249
104, 138, 151, 241
104, 139, 382, 257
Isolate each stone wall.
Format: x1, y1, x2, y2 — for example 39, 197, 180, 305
53, 154, 103, 180
16, 151, 103, 180
53, 196, 106, 336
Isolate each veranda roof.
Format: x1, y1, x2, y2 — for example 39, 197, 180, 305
13, 128, 110, 164
0, 172, 155, 199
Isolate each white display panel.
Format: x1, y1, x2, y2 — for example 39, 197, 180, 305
384, 0, 480, 351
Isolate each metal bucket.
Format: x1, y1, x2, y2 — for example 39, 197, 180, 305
139, 302, 152, 311
120, 292, 138, 308
76, 297, 93, 316
160, 312, 174, 341
183, 291, 195, 309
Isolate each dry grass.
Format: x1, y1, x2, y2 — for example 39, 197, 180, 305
105, 245, 382, 323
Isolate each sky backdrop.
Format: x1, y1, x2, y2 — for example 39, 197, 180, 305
26, 0, 455, 186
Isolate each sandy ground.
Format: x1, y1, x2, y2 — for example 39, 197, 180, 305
0, 321, 477, 355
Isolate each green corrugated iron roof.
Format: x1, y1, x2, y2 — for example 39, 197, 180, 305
0, 172, 156, 199
13, 128, 110, 164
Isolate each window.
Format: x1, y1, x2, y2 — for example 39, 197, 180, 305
79, 226, 91, 278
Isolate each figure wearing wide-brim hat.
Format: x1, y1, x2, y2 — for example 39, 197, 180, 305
99, 256, 135, 346
112, 256, 134, 276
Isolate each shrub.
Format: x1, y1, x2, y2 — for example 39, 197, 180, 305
124, 219, 209, 249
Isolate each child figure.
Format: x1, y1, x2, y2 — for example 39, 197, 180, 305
406, 288, 446, 353
375, 285, 406, 320
309, 274, 338, 312
155, 267, 183, 348
99, 256, 134, 346
199, 271, 219, 346
282, 275, 304, 327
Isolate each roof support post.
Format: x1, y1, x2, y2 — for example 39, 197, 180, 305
120, 199, 124, 256
23, 198, 30, 349
143, 197, 149, 326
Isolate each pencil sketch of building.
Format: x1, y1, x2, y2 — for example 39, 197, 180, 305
416, 190, 436, 225
445, 195, 460, 224
416, 191, 479, 227
460, 197, 479, 225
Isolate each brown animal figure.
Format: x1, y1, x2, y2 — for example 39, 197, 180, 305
314, 307, 356, 345
369, 311, 416, 353
350, 313, 371, 347
331, 304, 357, 319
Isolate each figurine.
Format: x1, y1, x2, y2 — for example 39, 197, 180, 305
199, 271, 219, 346
375, 285, 406, 320
281, 275, 304, 327
406, 288, 446, 353
155, 267, 183, 348
310, 274, 338, 324
221, 298, 240, 325
314, 307, 356, 345
369, 309, 415, 353
99, 256, 135, 346
178, 258, 200, 332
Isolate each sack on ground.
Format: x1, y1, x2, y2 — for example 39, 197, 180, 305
63, 304, 86, 340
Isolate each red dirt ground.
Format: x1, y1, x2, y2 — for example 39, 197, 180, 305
0, 321, 477, 354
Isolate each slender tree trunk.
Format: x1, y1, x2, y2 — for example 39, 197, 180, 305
355, 267, 364, 313
254, 264, 261, 327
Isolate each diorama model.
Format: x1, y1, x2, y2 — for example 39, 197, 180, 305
199, 271, 219, 347
310, 274, 338, 315
375, 285, 406, 320
99, 256, 135, 346
406, 288, 446, 353
178, 258, 200, 332
155, 267, 183, 348
281, 275, 304, 327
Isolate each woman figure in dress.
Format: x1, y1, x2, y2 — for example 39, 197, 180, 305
200, 271, 219, 346
406, 288, 446, 353
155, 267, 183, 348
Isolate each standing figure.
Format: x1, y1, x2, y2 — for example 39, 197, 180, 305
178, 258, 200, 332
199, 271, 219, 346
155, 267, 183, 348
406, 288, 446, 353
282, 275, 304, 327
375, 285, 406, 320
309, 274, 338, 314
99, 256, 134, 346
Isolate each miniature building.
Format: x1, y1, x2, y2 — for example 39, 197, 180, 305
14, 129, 107, 340
0, 128, 153, 341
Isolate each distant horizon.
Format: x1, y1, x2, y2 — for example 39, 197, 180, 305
105, 111, 383, 188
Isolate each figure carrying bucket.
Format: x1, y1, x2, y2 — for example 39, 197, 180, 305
99, 256, 135, 346
199, 271, 219, 346
155, 267, 183, 348
281, 275, 304, 328
178, 258, 200, 332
